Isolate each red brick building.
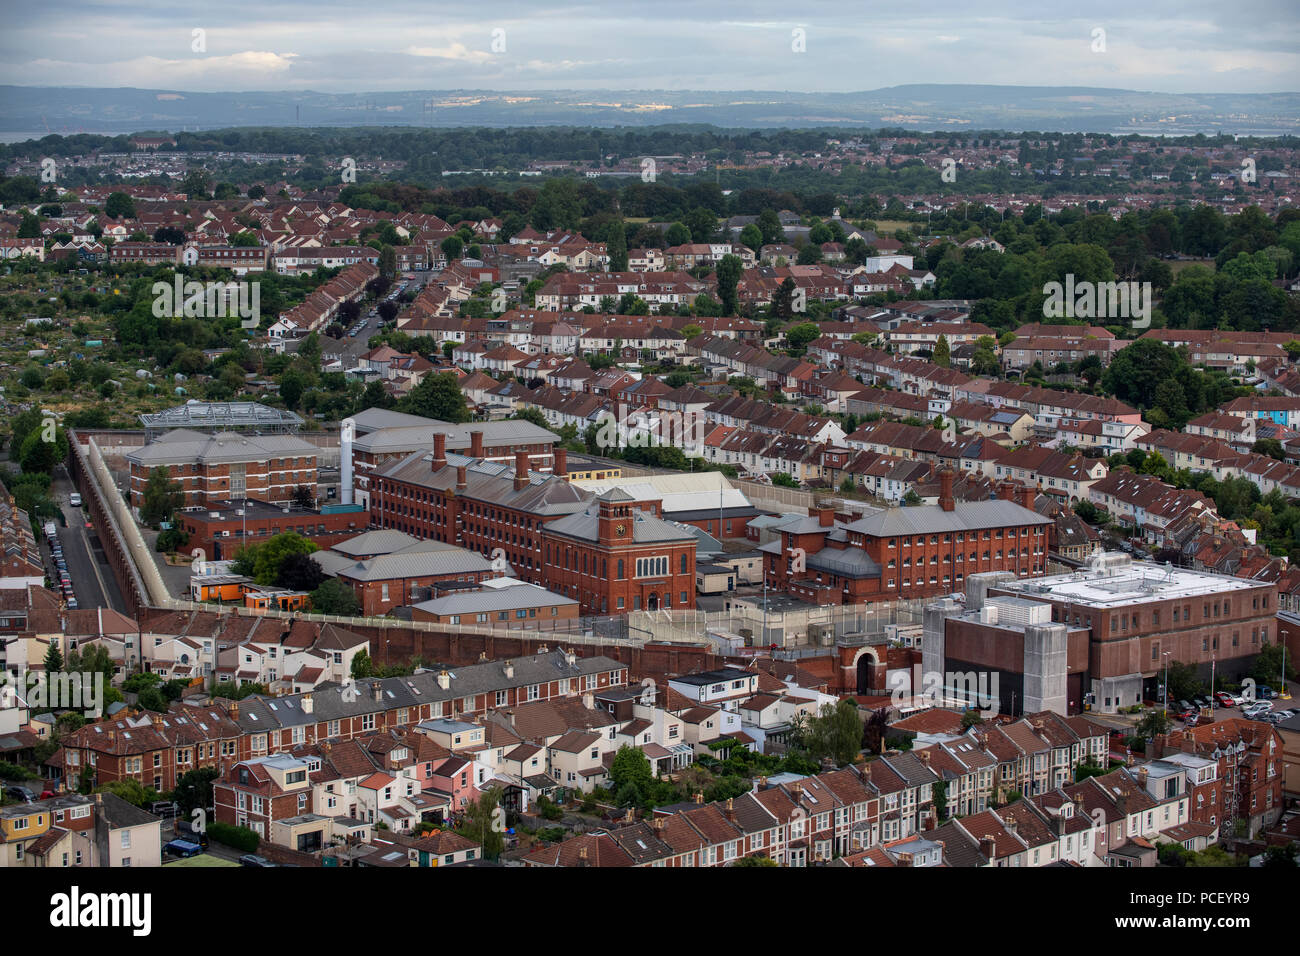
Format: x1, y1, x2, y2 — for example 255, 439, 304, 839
370, 434, 697, 614
1151, 718, 1286, 837
761, 472, 1052, 605
127, 429, 321, 511
178, 499, 367, 561
345, 412, 559, 509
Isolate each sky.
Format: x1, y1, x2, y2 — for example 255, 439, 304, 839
0, 0, 1297, 95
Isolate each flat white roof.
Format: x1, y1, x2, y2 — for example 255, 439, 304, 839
997, 561, 1267, 609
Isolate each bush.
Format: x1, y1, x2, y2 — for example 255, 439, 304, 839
207, 821, 259, 853
0, 761, 35, 781
156, 527, 189, 553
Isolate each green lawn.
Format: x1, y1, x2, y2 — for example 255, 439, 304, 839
163, 853, 239, 867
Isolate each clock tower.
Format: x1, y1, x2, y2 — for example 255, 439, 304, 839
596, 487, 635, 545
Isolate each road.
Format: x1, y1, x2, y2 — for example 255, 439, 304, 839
50, 464, 127, 614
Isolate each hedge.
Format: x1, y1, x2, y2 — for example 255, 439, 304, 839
207, 821, 259, 853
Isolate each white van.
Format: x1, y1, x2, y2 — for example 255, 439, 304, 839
69, 493, 82, 507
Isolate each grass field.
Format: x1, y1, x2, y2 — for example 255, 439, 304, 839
163, 853, 239, 867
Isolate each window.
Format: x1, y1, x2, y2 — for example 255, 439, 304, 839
636, 556, 669, 578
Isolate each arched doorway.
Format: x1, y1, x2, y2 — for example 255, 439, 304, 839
852, 647, 882, 696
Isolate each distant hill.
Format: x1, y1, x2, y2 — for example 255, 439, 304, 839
2, 84, 1297, 137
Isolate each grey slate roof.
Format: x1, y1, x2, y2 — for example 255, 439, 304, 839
337, 540, 496, 582
353, 419, 558, 455
126, 428, 319, 466
845, 499, 1051, 537
546, 504, 696, 545
231, 650, 624, 733
378, 452, 589, 516
411, 583, 577, 616
806, 547, 882, 579
331, 529, 423, 557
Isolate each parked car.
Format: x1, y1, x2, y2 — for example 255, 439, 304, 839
4, 785, 36, 803
239, 854, 275, 867
69, 493, 81, 507
1242, 701, 1271, 717
1257, 685, 1276, 700
164, 839, 203, 858
1215, 692, 1241, 707
1193, 696, 1211, 710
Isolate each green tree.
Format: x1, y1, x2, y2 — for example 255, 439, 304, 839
790, 699, 863, 767
786, 322, 821, 354
44, 640, 64, 675
1252, 642, 1296, 686
351, 648, 373, 679
1135, 709, 1172, 739
378, 245, 397, 282
181, 169, 211, 201
731, 854, 778, 867
234, 532, 319, 586
401, 372, 470, 423
96, 780, 159, 809
715, 253, 742, 315
311, 578, 362, 616
1252, 438, 1285, 461
140, 466, 184, 527
609, 745, 653, 798
173, 767, 219, 817
606, 220, 628, 272
105, 191, 136, 219
456, 785, 505, 860
933, 334, 951, 368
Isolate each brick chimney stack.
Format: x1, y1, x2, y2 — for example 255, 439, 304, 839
553, 446, 568, 479
939, 468, 955, 512
514, 451, 530, 491
470, 430, 484, 459
1020, 483, 1037, 510
432, 432, 447, 471
814, 503, 834, 527
998, 481, 1016, 502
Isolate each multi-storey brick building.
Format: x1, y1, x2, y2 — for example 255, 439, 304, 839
761, 471, 1051, 605
1150, 718, 1286, 837
343, 409, 559, 509
926, 552, 1279, 716
370, 436, 697, 615
126, 429, 321, 512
